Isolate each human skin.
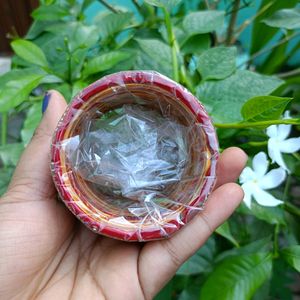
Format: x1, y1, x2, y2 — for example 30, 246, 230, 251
0, 91, 247, 300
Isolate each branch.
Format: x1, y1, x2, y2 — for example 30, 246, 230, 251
226, 0, 251, 16
211, 0, 221, 10
204, 0, 211, 9
225, 0, 240, 45
214, 118, 300, 129
238, 31, 300, 68
277, 68, 300, 79
131, 0, 141, 11
1, 113, 8, 146
163, 7, 179, 82
284, 202, 300, 218
235, 1, 274, 38
97, 0, 119, 13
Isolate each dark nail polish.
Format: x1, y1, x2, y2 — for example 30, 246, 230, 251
42, 92, 51, 113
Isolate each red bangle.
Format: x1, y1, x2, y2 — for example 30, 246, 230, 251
51, 71, 219, 241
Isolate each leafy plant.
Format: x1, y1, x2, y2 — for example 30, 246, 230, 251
0, 0, 300, 299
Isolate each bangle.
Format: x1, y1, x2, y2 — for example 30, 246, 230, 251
51, 71, 219, 241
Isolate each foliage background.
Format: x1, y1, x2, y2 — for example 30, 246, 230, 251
0, 0, 300, 299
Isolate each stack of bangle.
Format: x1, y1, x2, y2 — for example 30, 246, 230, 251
51, 71, 219, 242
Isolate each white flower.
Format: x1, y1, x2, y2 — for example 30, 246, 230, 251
266, 111, 300, 172
239, 152, 286, 208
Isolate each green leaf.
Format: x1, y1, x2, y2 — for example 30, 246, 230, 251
11, 39, 48, 68
135, 38, 173, 78
250, 0, 298, 54
259, 39, 288, 74
241, 96, 292, 122
0, 143, 24, 167
178, 287, 200, 300
196, 70, 284, 123
94, 12, 134, 40
37, 22, 97, 81
252, 279, 270, 300
269, 258, 294, 300
0, 68, 42, 86
216, 237, 272, 263
281, 245, 300, 272
21, 102, 42, 145
40, 74, 64, 84
36, 33, 69, 80
216, 222, 239, 247
155, 279, 173, 300
45, 22, 99, 50
144, 0, 182, 9
0, 167, 13, 196
26, 20, 53, 40
200, 253, 273, 300
243, 202, 286, 226
81, 0, 94, 11
72, 80, 88, 98
52, 83, 72, 101
183, 11, 225, 36
32, 4, 69, 21
262, 8, 300, 30
177, 237, 215, 275
181, 34, 211, 55
197, 47, 237, 80
83, 51, 132, 77
0, 74, 45, 113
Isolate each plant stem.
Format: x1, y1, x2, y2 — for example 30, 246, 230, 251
163, 9, 193, 90
273, 223, 280, 258
235, 1, 274, 38
248, 141, 268, 147
64, 38, 72, 84
292, 152, 300, 161
1, 113, 8, 146
131, 0, 141, 12
211, 0, 221, 10
204, 0, 210, 9
163, 7, 179, 82
285, 40, 300, 63
283, 174, 291, 202
214, 118, 300, 129
179, 66, 195, 93
239, 31, 300, 67
225, 0, 240, 45
97, 0, 119, 13
277, 68, 300, 79
284, 202, 300, 218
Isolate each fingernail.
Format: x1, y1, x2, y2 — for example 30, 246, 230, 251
42, 92, 51, 114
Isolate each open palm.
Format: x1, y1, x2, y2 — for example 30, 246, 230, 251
0, 91, 247, 300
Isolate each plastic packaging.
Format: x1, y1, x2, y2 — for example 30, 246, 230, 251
51, 71, 219, 241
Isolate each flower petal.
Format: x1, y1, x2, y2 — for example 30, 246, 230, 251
283, 110, 291, 119
268, 138, 289, 171
253, 186, 283, 207
239, 166, 256, 183
279, 137, 300, 153
252, 152, 268, 178
259, 167, 286, 190
266, 125, 277, 138
277, 124, 291, 140
241, 182, 253, 208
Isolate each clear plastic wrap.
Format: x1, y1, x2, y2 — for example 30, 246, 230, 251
51, 71, 219, 241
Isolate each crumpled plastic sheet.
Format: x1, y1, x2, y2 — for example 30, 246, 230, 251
51, 70, 219, 242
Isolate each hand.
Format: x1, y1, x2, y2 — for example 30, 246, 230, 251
0, 91, 247, 300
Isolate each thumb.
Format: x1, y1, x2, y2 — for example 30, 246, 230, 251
7, 90, 67, 198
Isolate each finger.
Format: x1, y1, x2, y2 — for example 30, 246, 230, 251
215, 147, 248, 188
8, 90, 67, 198
140, 183, 244, 297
